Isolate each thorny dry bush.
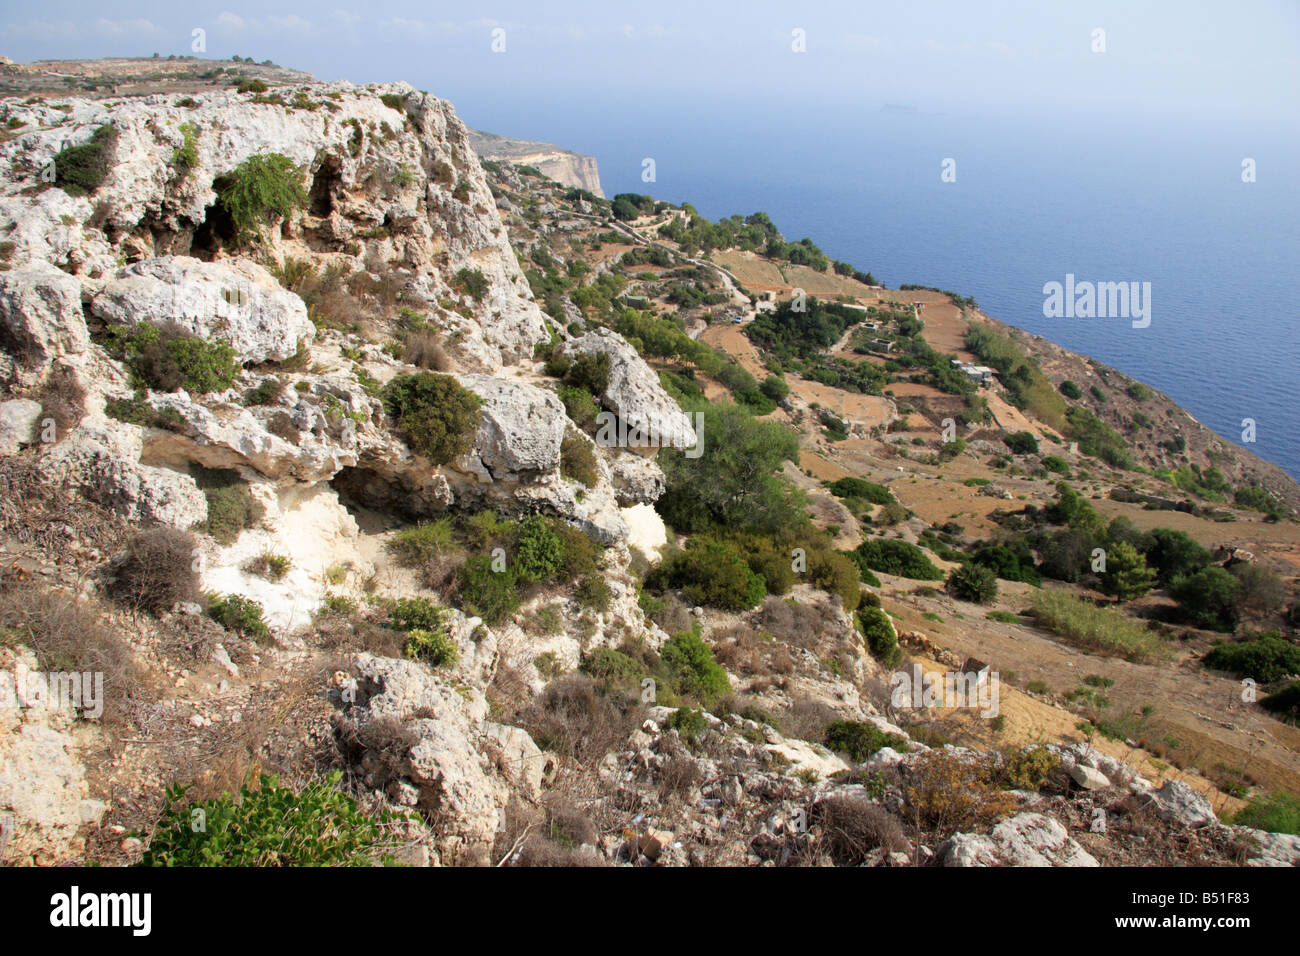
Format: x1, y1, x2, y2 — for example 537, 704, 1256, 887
109, 528, 202, 615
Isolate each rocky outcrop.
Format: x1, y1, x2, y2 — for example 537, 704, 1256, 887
90, 257, 315, 364
941, 813, 1099, 867
0, 263, 89, 384
0, 648, 107, 865
0, 81, 549, 372
337, 654, 552, 865
559, 329, 696, 450
40, 416, 208, 528
456, 375, 565, 482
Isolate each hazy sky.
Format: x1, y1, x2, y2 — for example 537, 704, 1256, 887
4, 1, 1298, 133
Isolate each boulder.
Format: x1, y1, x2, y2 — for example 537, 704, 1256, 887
559, 329, 695, 450
40, 418, 208, 528
90, 257, 314, 364
344, 655, 509, 865
1149, 779, 1218, 828
941, 812, 1099, 867
0, 398, 43, 454
0, 264, 89, 381
990, 812, 1099, 867
1068, 764, 1111, 791
456, 375, 565, 481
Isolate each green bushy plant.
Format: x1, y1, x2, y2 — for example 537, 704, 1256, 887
216, 152, 308, 245
207, 593, 271, 642
381, 372, 483, 465
138, 772, 399, 866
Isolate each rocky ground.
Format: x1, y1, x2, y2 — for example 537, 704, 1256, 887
0, 61, 1296, 868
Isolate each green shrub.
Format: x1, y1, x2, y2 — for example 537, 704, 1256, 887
564, 352, 611, 396
172, 122, 199, 170
857, 606, 900, 665
1059, 380, 1083, 400
53, 125, 118, 196
1202, 632, 1300, 683
1003, 431, 1039, 455
651, 538, 766, 611
403, 627, 458, 668
207, 593, 271, 642
1126, 382, 1153, 402
514, 516, 564, 582
216, 152, 308, 245
244, 377, 285, 406
1170, 566, 1241, 630
667, 707, 708, 741
1232, 791, 1300, 835
189, 465, 263, 544
452, 267, 489, 301
236, 79, 268, 93
1260, 681, 1300, 724
580, 647, 645, 692
808, 548, 863, 611
379, 92, 406, 111
387, 520, 455, 564
986, 610, 1020, 624
112, 322, 239, 394
138, 772, 399, 866
577, 575, 612, 612
1041, 455, 1070, 474
824, 719, 907, 762
825, 477, 895, 505
560, 433, 599, 487
457, 553, 519, 624
387, 596, 447, 633
381, 372, 482, 464
998, 746, 1061, 790
947, 563, 998, 604
661, 628, 730, 705
104, 395, 188, 431
852, 538, 943, 581
559, 385, 600, 430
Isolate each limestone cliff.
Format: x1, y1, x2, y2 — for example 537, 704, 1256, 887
467, 128, 604, 197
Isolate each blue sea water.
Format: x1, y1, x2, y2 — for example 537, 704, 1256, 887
511, 104, 1300, 481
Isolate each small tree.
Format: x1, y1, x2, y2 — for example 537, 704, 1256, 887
1100, 541, 1157, 602
946, 563, 998, 604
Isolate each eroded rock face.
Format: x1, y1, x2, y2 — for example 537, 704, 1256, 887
90, 257, 315, 364
456, 375, 565, 481
0, 82, 549, 373
0, 649, 107, 865
338, 654, 548, 865
559, 329, 695, 450
40, 417, 208, 528
0, 263, 89, 384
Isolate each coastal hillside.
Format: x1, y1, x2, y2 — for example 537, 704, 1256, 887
467, 128, 603, 198
0, 60, 1297, 869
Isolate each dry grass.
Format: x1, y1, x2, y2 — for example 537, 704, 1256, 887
0, 583, 153, 728
812, 795, 908, 864
516, 674, 641, 769
402, 330, 451, 371
38, 364, 86, 440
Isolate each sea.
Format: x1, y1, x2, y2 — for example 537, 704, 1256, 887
500, 103, 1300, 482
